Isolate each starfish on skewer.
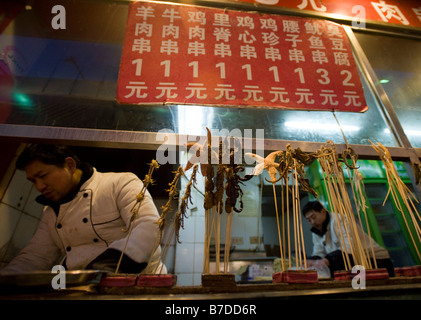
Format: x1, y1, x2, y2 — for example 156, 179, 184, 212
245, 151, 281, 183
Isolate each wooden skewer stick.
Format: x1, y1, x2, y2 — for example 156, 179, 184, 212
224, 209, 234, 273
272, 183, 286, 271
215, 203, 221, 273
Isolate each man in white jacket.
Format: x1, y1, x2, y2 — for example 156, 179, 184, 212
0, 144, 166, 275
303, 201, 394, 277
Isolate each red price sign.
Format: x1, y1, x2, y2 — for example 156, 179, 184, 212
117, 1, 368, 112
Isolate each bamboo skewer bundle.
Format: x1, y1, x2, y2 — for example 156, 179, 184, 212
246, 145, 318, 272
333, 112, 376, 269
370, 141, 421, 261
314, 141, 374, 271
246, 151, 286, 269
280, 145, 318, 271
116, 159, 160, 274
343, 148, 376, 269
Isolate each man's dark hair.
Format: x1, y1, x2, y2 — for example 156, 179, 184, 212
16, 144, 81, 170
302, 200, 325, 216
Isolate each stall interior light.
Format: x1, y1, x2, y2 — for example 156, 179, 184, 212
285, 121, 360, 132
12, 92, 35, 109
384, 128, 421, 136
379, 79, 390, 84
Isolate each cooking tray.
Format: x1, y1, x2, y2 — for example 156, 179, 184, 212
0, 270, 106, 289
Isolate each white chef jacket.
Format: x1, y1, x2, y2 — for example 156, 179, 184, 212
0, 168, 166, 274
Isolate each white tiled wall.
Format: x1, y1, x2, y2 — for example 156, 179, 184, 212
0, 167, 44, 269
173, 168, 263, 286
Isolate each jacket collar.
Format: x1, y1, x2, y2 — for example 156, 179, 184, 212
310, 212, 330, 237
36, 162, 94, 214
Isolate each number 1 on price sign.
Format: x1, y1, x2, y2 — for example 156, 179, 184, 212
133, 59, 142, 76
161, 60, 171, 77
189, 61, 199, 78
269, 66, 280, 83
216, 62, 226, 79
242, 64, 252, 81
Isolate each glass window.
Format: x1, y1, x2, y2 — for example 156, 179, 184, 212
0, 1, 398, 147
355, 31, 421, 148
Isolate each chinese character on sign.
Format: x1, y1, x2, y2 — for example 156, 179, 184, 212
186, 83, 208, 99
262, 32, 280, 46
162, 8, 181, 22
214, 43, 232, 57
371, 1, 410, 25
320, 90, 339, 106
260, 18, 278, 31
136, 6, 155, 20
237, 16, 255, 29
412, 7, 421, 22
188, 11, 206, 25
135, 22, 153, 37
125, 81, 148, 98
156, 82, 178, 99
132, 38, 151, 53
265, 47, 281, 61
297, 0, 327, 12
269, 87, 289, 103
344, 91, 362, 106
215, 84, 236, 100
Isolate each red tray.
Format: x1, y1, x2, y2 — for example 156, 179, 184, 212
99, 275, 137, 287
136, 274, 177, 287
395, 265, 421, 277
334, 268, 389, 281
272, 270, 318, 284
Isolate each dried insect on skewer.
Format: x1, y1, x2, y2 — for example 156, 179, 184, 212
215, 140, 226, 214
156, 166, 184, 242
214, 140, 227, 272
116, 159, 160, 274
223, 147, 252, 273
174, 164, 198, 244
203, 128, 216, 274
147, 166, 184, 274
